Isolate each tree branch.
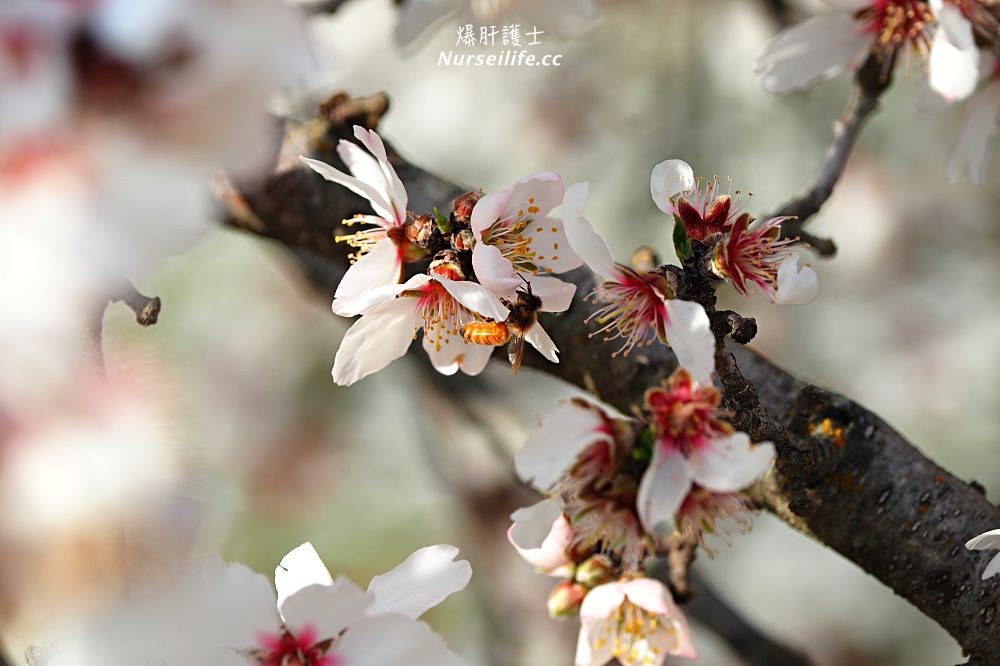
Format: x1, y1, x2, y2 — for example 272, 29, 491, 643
220, 92, 1000, 663
773, 53, 894, 258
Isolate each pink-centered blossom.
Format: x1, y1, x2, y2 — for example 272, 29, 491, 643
560, 182, 715, 383
652, 159, 819, 305
301, 126, 417, 317
43, 543, 471, 666
636, 370, 775, 538
331, 273, 511, 385
576, 577, 697, 666
470, 171, 582, 305
755, 0, 980, 103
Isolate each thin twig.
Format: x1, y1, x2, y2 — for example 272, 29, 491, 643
773, 53, 894, 257
686, 571, 813, 666
110, 283, 161, 327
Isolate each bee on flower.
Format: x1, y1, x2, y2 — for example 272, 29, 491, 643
651, 159, 820, 306
754, 0, 982, 104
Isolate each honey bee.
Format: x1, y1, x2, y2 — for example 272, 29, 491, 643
462, 282, 543, 373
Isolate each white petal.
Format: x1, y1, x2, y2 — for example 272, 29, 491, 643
983, 553, 1000, 580
948, 80, 1000, 184
688, 433, 776, 493
394, 0, 463, 48
524, 323, 559, 363
525, 275, 577, 313
471, 242, 520, 299
275, 543, 334, 611
436, 277, 510, 321
650, 160, 694, 214
663, 300, 715, 384
352, 126, 408, 220
331, 614, 450, 666
457, 342, 494, 376
300, 156, 394, 223
636, 447, 693, 534
755, 16, 870, 93
506, 171, 565, 217
280, 578, 372, 641
421, 326, 462, 376
574, 620, 616, 666
560, 182, 619, 282
332, 297, 418, 386
332, 238, 402, 312
470, 190, 511, 237
194, 557, 280, 652
966, 528, 1000, 551
366, 545, 472, 619
508, 514, 573, 571
334, 272, 429, 318
524, 215, 584, 274
509, 498, 565, 549
775, 254, 820, 305
579, 582, 626, 621
928, 7, 979, 103
515, 402, 611, 490
337, 140, 396, 222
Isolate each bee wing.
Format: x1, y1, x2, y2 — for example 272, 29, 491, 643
507, 331, 526, 374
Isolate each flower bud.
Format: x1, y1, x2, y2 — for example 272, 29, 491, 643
547, 581, 586, 619
451, 228, 476, 252
452, 191, 481, 225
405, 214, 435, 246
429, 249, 464, 281
574, 554, 614, 588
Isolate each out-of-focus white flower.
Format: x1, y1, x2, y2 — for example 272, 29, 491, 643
652, 159, 819, 306
332, 273, 510, 385
966, 528, 1000, 580
301, 126, 415, 317
948, 56, 1000, 184
637, 370, 775, 538
576, 577, 697, 666
561, 181, 715, 382
42, 542, 472, 666
395, 0, 599, 49
755, 0, 980, 103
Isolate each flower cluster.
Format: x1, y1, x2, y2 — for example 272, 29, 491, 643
651, 159, 820, 306
508, 368, 776, 666
303, 127, 584, 385
38, 542, 471, 666
755, 0, 1000, 181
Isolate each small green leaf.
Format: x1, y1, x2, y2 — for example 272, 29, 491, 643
433, 207, 452, 234
633, 428, 656, 464
672, 215, 693, 262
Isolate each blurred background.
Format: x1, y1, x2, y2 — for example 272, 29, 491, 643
4, 0, 1000, 664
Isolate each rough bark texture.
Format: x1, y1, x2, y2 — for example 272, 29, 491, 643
222, 93, 1000, 663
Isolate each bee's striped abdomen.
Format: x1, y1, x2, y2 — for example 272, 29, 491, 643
461, 322, 512, 346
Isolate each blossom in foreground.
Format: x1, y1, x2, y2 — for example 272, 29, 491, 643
576, 577, 697, 666
42, 542, 471, 666
652, 159, 819, 305
395, 0, 599, 48
332, 273, 510, 385
754, 0, 980, 103
470, 171, 582, 301
948, 58, 1000, 183
966, 529, 1000, 580
560, 182, 715, 383
301, 126, 416, 316
636, 370, 775, 537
